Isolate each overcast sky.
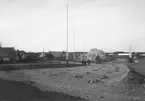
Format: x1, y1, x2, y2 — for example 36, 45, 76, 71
0, 0, 145, 52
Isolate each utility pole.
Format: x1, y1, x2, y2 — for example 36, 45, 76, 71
129, 39, 134, 58
129, 44, 132, 58
66, 4, 69, 65
42, 48, 44, 60
73, 30, 75, 64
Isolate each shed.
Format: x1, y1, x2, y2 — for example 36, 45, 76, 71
0, 47, 17, 63
47, 51, 64, 60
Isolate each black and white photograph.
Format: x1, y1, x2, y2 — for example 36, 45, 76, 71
0, 0, 145, 101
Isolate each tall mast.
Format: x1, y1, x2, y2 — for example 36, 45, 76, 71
129, 44, 132, 58
73, 30, 75, 63
66, 4, 68, 64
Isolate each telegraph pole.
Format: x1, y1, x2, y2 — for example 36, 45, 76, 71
129, 44, 132, 58
66, 4, 69, 65
73, 30, 75, 64
42, 48, 44, 60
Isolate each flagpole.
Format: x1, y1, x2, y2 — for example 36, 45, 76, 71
73, 30, 75, 64
129, 39, 133, 58
66, 4, 69, 65
42, 48, 44, 60
129, 44, 132, 58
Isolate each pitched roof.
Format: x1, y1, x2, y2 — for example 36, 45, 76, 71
49, 51, 63, 58
0, 47, 16, 57
38, 53, 46, 57
18, 50, 26, 54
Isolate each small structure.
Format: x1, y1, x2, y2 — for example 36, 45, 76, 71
24, 52, 39, 61
47, 51, 64, 61
118, 53, 130, 59
0, 47, 17, 63
105, 53, 115, 61
47, 51, 88, 61
38, 52, 48, 60
17, 50, 27, 61
81, 53, 88, 65
68, 52, 87, 61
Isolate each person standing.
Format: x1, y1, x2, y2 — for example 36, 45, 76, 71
0, 57, 3, 64
82, 58, 84, 65
84, 60, 86, 65
87, 59, 90, 65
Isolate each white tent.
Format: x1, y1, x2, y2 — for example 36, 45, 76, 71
39, 53, 46, 58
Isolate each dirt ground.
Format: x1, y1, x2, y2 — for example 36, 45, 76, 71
0, 62, 145, 101
0, 79, 87, 101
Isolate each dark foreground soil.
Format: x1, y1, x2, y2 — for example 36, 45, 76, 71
0, 63, 82, 71
0, 79, 88, 101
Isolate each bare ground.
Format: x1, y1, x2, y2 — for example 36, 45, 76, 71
0, 79, 88, 101
0, 62, 145, 101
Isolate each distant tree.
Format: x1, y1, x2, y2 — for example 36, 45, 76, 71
0, 41, 2, 47
88, 48, 105, 61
